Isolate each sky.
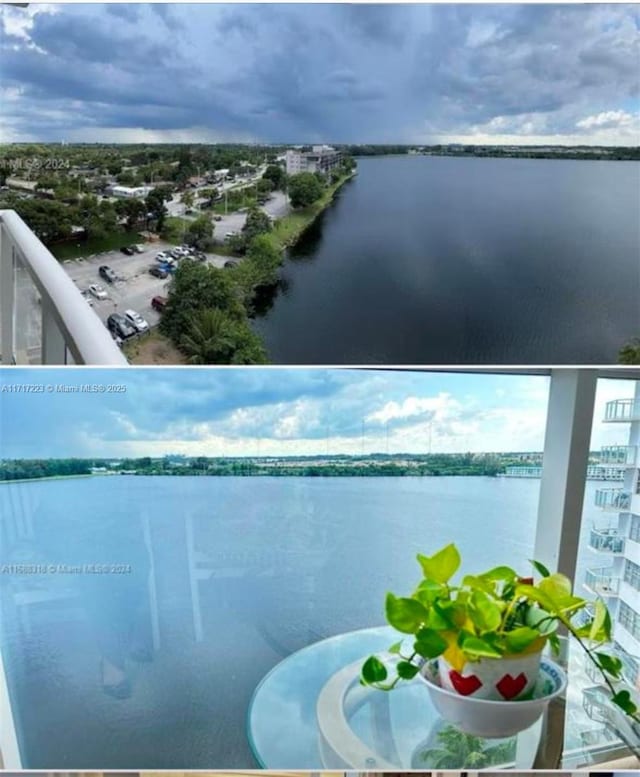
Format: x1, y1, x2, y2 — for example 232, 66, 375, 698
0, 368, 636, 458
0, 4, 638, 146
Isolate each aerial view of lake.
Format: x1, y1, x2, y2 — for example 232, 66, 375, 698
0, 475, 605, 767
253, 156, 640, 364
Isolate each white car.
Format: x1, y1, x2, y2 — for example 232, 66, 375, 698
124, 309, 149, 333
89, 284, 108, 300
156, 251, 170, 262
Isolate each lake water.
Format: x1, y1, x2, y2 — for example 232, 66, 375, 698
0, 475, 611, 767
253, 156, 640, 364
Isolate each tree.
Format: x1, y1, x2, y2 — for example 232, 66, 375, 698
159, 261, 244, 343
262, 164, 286, 191
619, 339, 640, 365
180, 309, 236, 364
186, 215, 212, 247
180, 191, 195, 210
146, 187, 171, 231
287, 172, 324, 208
417, 725, 515, 769
115, 197, 145, 230
179, 308, 267, 365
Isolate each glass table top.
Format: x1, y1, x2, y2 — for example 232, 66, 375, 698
247, 626, 550, 770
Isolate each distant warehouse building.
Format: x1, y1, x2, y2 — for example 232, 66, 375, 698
107, 185, 154, 199
285, 145, 342, 175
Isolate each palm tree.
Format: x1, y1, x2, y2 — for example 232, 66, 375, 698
418, 724, 516, 768
180, 308, 235, 364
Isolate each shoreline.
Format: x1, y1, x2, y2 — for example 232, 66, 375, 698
0, 473, 94, 485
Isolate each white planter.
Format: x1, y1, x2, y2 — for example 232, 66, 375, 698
420, 657, 567, 738
437, 650, 542, 701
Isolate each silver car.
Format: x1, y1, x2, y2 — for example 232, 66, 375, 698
124, 309, 149, 333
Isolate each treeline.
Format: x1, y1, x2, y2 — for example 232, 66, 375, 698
0, 454, 510, 481
0, 459, 92, 481
343, 144, 640, 161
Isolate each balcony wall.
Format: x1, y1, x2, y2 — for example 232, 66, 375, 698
0, 210, 126, 365
604, 399, 640, 423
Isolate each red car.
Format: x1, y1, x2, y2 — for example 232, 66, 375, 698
151, 295, 168, 312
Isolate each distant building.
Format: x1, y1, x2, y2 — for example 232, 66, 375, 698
108, 185, 153, 199
285, 145, 342, 175
505, 464, 624, 481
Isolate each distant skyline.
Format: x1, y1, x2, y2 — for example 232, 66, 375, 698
0, 4, 638, 146
0, 369, 635, 458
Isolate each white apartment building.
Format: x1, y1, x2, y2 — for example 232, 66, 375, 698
285, 145, 342, 175
585, 382, 640, 689
108, 185, 153, 199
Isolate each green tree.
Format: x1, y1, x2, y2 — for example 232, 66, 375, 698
262, 164, 286, 190
287, 172, 324, 208
180, 308, 267, 365
180, 190, 195, 210
619, 339, 640, 365
146, 187, 171, 231
418, 725, 515, 769
186, 215, 212, 247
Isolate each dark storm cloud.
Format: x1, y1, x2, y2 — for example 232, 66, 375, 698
0, 4, 638, 142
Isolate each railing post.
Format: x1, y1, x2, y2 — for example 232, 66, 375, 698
0, 641, 22, 768
41, 298, 67, 365
0, 223, 15, 364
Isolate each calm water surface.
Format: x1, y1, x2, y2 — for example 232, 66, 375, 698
253, 156, 640, 364
0, 476, 608, 766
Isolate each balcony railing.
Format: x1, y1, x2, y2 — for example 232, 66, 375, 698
604, 399, 640, 423
595, 488, 632, 511
584, 567, 620, 597
589, 527, 625, 554
600, 445, 638, 467
0, 209, 126, 365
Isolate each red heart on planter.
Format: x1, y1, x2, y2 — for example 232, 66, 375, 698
496, 672, 527, 699
449, 670, 482, 696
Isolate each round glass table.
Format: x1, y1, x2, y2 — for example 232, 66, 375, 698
247, 626, 560, 769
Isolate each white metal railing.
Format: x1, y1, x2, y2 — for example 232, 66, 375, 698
584, 567, 620, 596
0, 210, 126, 365
589, 527, 625, 554
600, 445, 638, 467
604, 399, 640, 423
595, 488, 632, 511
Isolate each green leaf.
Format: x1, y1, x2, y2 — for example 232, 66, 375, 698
530, 559, 551, 578
361, 655, 388, 684
414, 627, 448, 659
415, 578, 448, 607
385, 593, 429, 634
504, 626, 541, 653
397, 660, 420, 680
388, 641, 403, 655
417, 543, 461, 584
459, 633, 503, 659
479, 566, 518, 583
548, 632, 561, 655
468, 590, 502, 634
595, 652, 623, 679
612, 689, 638, 717
590, 598, 612, 643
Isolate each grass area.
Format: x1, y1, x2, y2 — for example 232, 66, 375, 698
50, 230, 143, 261
123, 330, 187, 365
267, 172, 355, 253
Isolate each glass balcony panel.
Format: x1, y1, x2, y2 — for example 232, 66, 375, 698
589, 527, 624, 553
594, 488, 632, 510
584, 567, 620, 596
604, 399, 640, 423
600, 445, 638, 467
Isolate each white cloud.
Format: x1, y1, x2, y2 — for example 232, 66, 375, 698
576, 109, 638, 130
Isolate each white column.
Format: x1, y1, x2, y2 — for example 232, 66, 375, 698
0, 224, 15, 364
534, 368, 597, 580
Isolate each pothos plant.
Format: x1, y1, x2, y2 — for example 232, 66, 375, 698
361, 543, 640, 724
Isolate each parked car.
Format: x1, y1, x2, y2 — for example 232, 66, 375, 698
99, 265, 117, 284
156, 251, 170, 262
133, 244, 145, 253
170, 248, 183, 259
120, 246, 135, 256
213, 215, 222, 222
151, 295, 168, 312
224, 260, 239, 269
81, 290, 94, 306
195, 251, 207, 262
106, 313, 136, 339
149, 266, 168, 279
124, 309, 149, 333
88, 283, 108, 300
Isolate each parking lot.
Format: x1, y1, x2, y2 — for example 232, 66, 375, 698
63, 241, 232, 334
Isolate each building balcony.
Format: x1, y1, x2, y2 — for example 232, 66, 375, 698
589, 526, 625, 554
0, 209, 126, 365
604, 399, 640, 423
584, 567, 620, 597
594, 488, 632, 511
599, 445, 638, 467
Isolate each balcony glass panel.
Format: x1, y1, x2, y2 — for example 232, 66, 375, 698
584, 567, 620, 596
600, 445, 638, 466
589, 527, 624, 553
604, 399, 640, 423
594, 488, 632, 510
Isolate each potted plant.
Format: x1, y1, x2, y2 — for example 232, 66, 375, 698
361, 543, 640, 738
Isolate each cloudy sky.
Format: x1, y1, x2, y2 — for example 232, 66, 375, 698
0, 368, 635, 458
0, 4, 638, 146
